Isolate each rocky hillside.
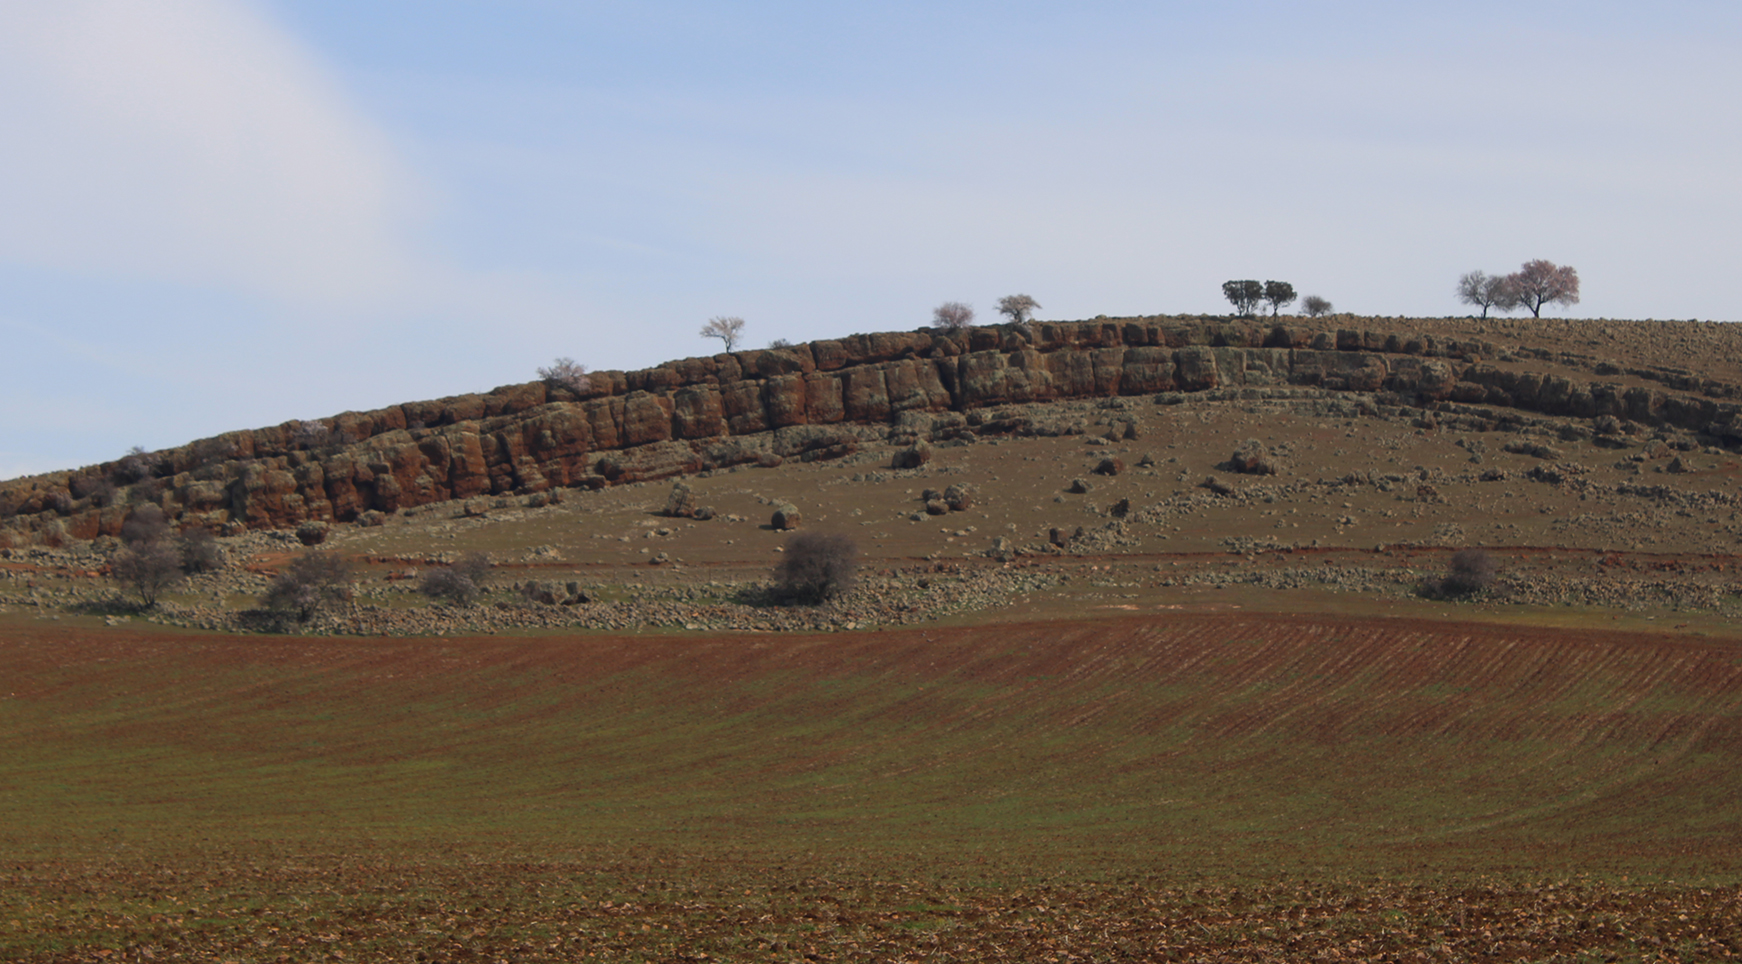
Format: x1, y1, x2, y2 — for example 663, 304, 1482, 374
5, 314, 1742, 548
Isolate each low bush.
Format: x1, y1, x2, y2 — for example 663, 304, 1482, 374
419, 552, 492, 606
110, 542, 183, 607
262, 552, 355, 623
179, 528, 225, 573
1421, 548, 1498, 599
120, 505, 171, 548
773, 532, 858, 604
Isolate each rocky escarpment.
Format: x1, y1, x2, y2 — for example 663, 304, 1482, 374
6, 315, 1742, 547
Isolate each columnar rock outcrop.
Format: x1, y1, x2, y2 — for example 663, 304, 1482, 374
5, 315, 1741, 546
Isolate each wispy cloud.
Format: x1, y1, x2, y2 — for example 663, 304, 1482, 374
0, 0, 424, 305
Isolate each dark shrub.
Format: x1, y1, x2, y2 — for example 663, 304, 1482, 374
1422, 548, 1498, 599
419, 552, 492, 606
70, 474, 116, 507
773, 532, 858, 604
295, 521, 329, 546
179, 528, 224, 573
112, 446, 156, 484
111, 542, 184, 607
262, 552, 355, 622
121, 504, 170, 548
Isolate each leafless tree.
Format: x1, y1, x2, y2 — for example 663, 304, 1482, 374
262, 551, 355, 623
701, 316, 746, 351
537, 357, 592, 393
996, 295, 1039, 327
1505, 260, 1580, 318
1301, 295, 1333, 317
111, 542, 183, 607
1221, 280, 1264, 316
1457, 270, 1518, 318
1262, 280, 1296, 316
932, 301, 975, 329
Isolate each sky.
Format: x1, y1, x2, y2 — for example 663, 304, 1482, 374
2, 1, 1738, 481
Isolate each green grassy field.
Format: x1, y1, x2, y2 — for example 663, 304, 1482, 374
4, 613, 1742, 960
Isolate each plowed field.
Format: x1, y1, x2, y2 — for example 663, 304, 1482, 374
5, 614, 1740, 864
5, 613, 1742, 960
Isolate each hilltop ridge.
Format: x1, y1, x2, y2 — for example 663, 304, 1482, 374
6, 313, 1742, 548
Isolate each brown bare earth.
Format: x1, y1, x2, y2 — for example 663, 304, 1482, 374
5, 315, 1742, 960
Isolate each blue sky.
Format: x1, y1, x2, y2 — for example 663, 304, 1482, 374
2, 0, 1738, 480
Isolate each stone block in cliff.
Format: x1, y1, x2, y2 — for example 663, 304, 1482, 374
626, 365, 681, 393
229, 463, 301, 527
514, 407, 594, 488
441, 394, 488, 424
400, 399, 445, 429
1235, 348, 1293, 387
764, 374, 809, 427
620, 392, 674, 446
807, 340, 848, 371
804, 372, 845, 423
772, 425, 860, 463
955, 349, 1054, 407
483, 382, 547, 417
595, 440, 705, 484
444, 432, 492, 500
1385, 358, 1459, 400
882, 359, 952, 413
722, 380, 768, 435
744, 347, 814, 378
1288, 350, 1386, 392
695, 437, 769, 471
582, 397, 626, 450
1122, 322, 1163, 346
1622, 387, 1665, 425
670, 355, 720, 386
865, 331, 933, 364
1175, 346, 1221, 391
317, 457, 367, 521
1119, 347, 1176, 394
177, 480, 231, 514
843, 366, 891, 422
1047, 351, 1094, 397
672, 385, 726, 438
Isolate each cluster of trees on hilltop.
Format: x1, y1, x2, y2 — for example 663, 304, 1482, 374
1458, 260, 1581, 318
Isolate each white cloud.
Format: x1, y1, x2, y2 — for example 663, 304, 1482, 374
0, 0, 423, 305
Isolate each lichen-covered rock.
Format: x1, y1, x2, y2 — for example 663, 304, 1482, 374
892, 442, 931, 469
664, 481, 694, 518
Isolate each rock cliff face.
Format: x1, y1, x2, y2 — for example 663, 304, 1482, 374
4, 315, 1741, 546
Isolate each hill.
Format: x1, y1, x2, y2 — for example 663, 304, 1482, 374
6, 314, 1742, 960
4, 313, 1742, 634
